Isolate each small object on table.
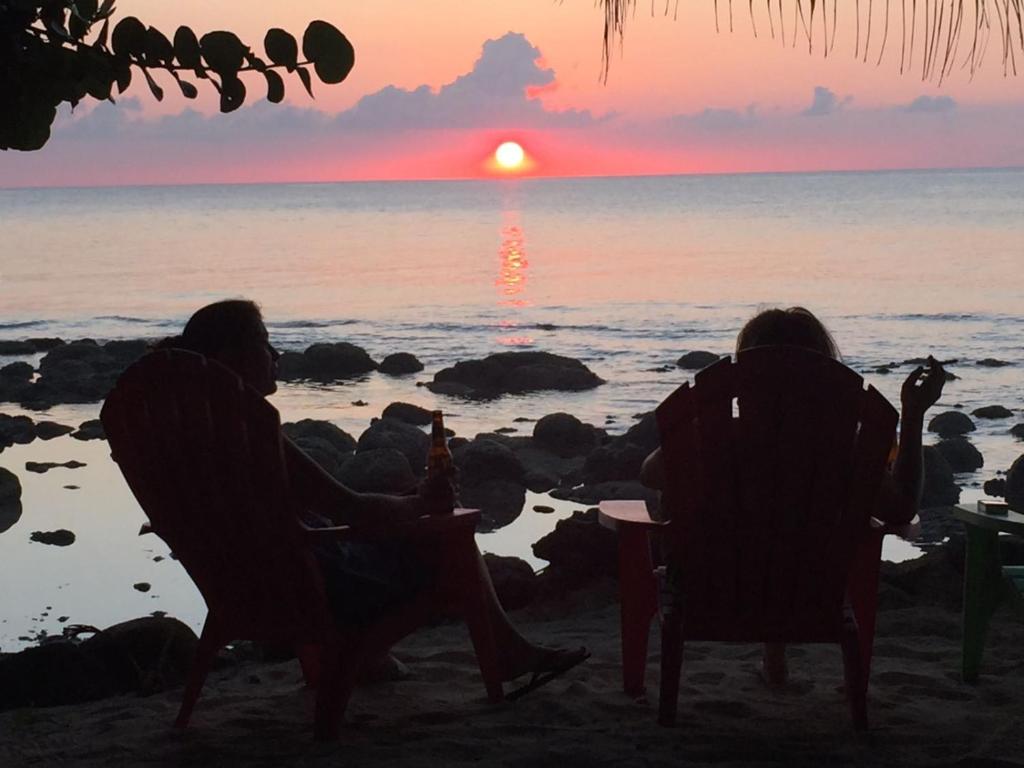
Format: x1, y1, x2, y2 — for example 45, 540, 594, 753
978, 500, 1009, 516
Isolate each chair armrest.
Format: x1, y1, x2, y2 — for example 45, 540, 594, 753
868, 514, 921, 541
301, 507, 481, 542
598, 500, 666, 532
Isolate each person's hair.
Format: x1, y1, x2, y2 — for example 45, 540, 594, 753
735, 306, 840, 360
155, 299, 264, 358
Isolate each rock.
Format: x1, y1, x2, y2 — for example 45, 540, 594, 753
1011, 424, 1024, 440
289, 436, 346, 476
494, 426, 517, 434
532, 413, 604, 458
28, 338, 64, 351
921, 446, 960, 508
381, 402, 433, 426
277, 342, 377, 381
34, 421, 73, 440
357, 419, 430, 477
972, 405, 1014, 419
676, 351, 722, 370
334, 448, 417, 494
25, 460, 86, 474
1007, 454, 1024, 512
532, 508, 619, 583
456, 439, 526, 486
71, 419, 105, 441
0, 361, 33, 381
933, 438, 984, 473
927, 411, 975, 438
102, 339, 150, 367
976, 358, 1011, 367
30, 529, 76, 546
31, 340, 134, 405
0, 642, 109, 710
983, 478, 1006, 497
581, 441, 648, 484
282, 419, 357, 455
533, 505, 555, 514
878, 545, 964, 611
0, 499, 21, 534
483, 553, 537, 610
0, 413, 35, 448
378, 353, 424, 375
621, 412, 659, 454
0, 467, 22, 505
0, 341, 35, 355
460, 479, 526, 532
133, 582, 151, 593
428, 351, 604, 398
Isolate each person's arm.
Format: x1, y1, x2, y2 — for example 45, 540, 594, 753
640, 447, 665, 490
284, 436, 453, 527
876, 356, 946, 523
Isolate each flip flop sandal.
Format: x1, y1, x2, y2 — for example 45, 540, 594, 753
505, 647, 590, 701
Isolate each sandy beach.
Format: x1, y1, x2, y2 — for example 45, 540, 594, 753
2, 551, 1022, 768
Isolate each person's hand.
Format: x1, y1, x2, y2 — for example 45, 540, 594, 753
901, 355, 946, 421
418, 472, 457, 516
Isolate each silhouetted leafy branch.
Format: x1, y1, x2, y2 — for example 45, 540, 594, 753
1, 1, 355, 150
599, 0, 1024, 82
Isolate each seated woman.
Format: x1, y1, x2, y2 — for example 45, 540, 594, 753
640, 306, 945, 686
156, 299, 587, 695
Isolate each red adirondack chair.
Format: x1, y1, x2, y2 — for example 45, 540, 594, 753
599, 345, 918, 730
100, 349, 503, 739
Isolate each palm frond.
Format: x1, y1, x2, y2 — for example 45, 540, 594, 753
599, 0, 1024, 81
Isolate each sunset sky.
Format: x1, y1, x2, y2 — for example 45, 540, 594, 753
2, 0, 1023, 186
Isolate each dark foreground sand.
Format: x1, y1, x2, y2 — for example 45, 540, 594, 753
2, 581, 1022, 768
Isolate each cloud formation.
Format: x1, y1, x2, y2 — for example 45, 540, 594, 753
904, 95, 957, 113
801, 86, 852, 117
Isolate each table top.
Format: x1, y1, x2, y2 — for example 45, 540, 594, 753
953, 503, 1024, 536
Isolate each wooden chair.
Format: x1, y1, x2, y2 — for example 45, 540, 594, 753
100, 349, 503, 739
599, 345, 918, 730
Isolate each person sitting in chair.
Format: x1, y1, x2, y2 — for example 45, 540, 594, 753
155, 298, 587, 697
640, 306, 945, 687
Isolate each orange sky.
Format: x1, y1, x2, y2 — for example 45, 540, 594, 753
2, 1, 1023, 186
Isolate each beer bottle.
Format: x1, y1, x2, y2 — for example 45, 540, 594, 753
427, 410, 454, 479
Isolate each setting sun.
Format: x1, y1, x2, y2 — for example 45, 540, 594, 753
494, 141, 525, 170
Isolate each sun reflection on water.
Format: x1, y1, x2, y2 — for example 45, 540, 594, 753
496, 213, 533, 345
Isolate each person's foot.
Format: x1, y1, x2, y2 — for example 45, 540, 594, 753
502, 646, 590, 701
358, 653, 412, 684
499, 644, 586, 683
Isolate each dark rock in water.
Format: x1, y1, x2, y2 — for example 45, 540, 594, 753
533, 505, 555, 514
357, 418, 430, 477
25, 460, 86, 474
27, 337, 64, 351
0, 413, 35, 448
282, 419, 357, 455
71, 419, 105, 441
983, 478, 1006, 497
0, 616, 198, 709
676, 351, 722, 370
103, 339, 150, 367
133, 582, 151, 593
927, 411, 975, 438
0, 340, 35, 355
289, 436, 346, 476
878, 544, 964, 611
532, 508, 618, 583
428, 351, 604, 398
1007, 454, 1024, 512
921, 446, 961, 508
581, 441, 648, 485
532, 413, 605, 458
381, 401, 433, 426
494, 426, 517, 434
0, 467, 22, 505
277, 342, 377, 381
1010, 424, 1024, 440
972, 405, 1014, 419
483, 553, 537, 611
976, 358, 1011, 367
30, 529, 76, 546
378, 352, 424, 375
934, 438, 984, 473
622, 412, 659, 454
34, 421, 73, 440
0, 361, 33, 381
550, 480, 660, 509
461, 479, 526, 532
0, 500, 21, 534
457, 439, 526, 486
513, 417, 535, 423
29, 340, 141, 406
335, 448, 417, 494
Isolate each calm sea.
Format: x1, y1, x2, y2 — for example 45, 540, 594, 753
1, 170, 1022, 649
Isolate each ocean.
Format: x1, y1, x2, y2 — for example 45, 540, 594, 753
1, 169, 1022, 650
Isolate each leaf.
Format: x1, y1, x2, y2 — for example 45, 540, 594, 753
172, 73, 198, 99
295, 65, 313, 97
111, 16, 147, 58
74, 0, 99, 21
263, 69, 284, 103
142, 68, 163, 101
264, 28, 298, 70
200, 30, 247, 75
145, 27, 174, 65
173, 26, 201, 68
219, 75, 246, 112
302, 20, 354, 84
96, 17, 109, 48
114, 60, 131, 93
97, 0, 116, 19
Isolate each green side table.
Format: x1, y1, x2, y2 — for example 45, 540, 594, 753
953, 503, 1024, 683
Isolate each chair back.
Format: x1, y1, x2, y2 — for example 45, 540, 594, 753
657, 345, 897, 642
101, 349, 329, 641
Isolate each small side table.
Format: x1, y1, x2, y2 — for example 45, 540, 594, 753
952, 503, 1024, 682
